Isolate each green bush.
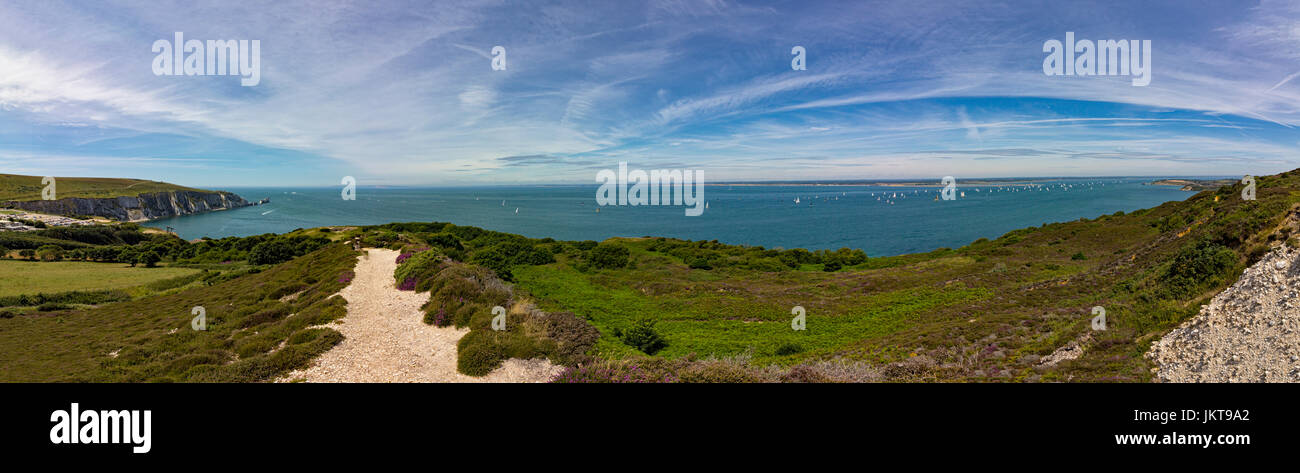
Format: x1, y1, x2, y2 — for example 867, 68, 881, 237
457, 330, 507, 376
35, 244, 63, 261
621, 318, 667, 355
775, 343, 805, 356
249, 239, 296, 265
588, 243, 630, 270
1160, 241, 1238, 298
393, 249, 444, 288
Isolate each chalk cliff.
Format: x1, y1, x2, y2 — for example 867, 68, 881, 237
3, 190, 251, 221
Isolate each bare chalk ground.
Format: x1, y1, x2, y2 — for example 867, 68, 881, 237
282, 248, 560, 383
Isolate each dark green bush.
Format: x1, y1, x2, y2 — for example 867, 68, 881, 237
249, 239, 297, 265
621, 318, 667, 355
1160, 241, 1238, 298
588, 243, 630, 270
775, 343, 805, 356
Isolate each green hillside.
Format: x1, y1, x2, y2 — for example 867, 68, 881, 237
0, 168, 1290, 383
0, 173, 203, 201
358, 170, 1290, 382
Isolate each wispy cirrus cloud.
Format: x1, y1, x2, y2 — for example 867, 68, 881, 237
0, 0, 1297, 186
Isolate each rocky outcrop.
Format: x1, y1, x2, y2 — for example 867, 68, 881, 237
2, 190, 251, 222
1147, 247, 1300, 382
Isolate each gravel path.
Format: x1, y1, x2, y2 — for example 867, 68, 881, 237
282, 248, 560, 383
1147, 247, 1300, 382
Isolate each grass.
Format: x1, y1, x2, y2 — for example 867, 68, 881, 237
0, 243, 358, 382
0, 259, 199, 297
502, 171, 1300, 381
0, 173, 203, 201
514, 261, 990, 364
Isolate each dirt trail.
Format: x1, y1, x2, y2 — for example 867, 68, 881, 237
283, 248, 560, 383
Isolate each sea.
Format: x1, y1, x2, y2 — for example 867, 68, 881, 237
142, 178, 1201, 257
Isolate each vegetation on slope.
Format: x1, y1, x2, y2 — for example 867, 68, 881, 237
5, 168, 1295, 383
0, 243, 358, 382
0, 173, 203, 201
345, 170, 1300, 382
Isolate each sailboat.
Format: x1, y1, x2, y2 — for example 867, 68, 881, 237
515, 208, 519, 214
794, 197, 801, 204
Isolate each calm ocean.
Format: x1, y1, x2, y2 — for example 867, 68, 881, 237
143, 178, 1196, 257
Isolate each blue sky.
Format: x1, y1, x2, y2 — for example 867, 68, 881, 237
0, 0, 1298, 187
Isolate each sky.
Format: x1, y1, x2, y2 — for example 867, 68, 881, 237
0, 0, 1298, 187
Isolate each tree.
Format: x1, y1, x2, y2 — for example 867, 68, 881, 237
137, 250, 162, 268
36, 245, 64, 262
19, 249, 36, 261
0, 244, 7, 259
249, 239, 296, 265
119, 248, 139, 266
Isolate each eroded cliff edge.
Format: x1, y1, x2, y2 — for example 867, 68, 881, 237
3, 190, 251, 222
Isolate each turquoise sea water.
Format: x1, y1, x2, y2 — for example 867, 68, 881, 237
144, 178, 1196, 257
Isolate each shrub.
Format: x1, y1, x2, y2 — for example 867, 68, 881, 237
469, 247, 513, 281
1070, 251, 1087, 260
457, 330, 507, 376
35, 244, 63, 261
775, 343, 805, 356
136, 250, 162, 268
687, 257, 712, 270
620, 318, 667, 355
37, 302, 72, 312
393, 249, 443, 288
1160, 241, 1238, 298
588, 243, 630, 270
538, 311, 600, 365
822, 260, 842, 272
249, 239, 296, 265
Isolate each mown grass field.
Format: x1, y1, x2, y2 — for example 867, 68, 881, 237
0, 259, 199, 297
0, 173, 201, 201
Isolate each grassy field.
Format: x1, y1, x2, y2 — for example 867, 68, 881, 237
0, 173, 202, 201
0, 259, 199, 297
0, 243, 358, 382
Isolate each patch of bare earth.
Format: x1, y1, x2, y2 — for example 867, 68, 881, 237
281, 248, 560, 383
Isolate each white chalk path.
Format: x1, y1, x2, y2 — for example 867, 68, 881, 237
282, 248, 560, 383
